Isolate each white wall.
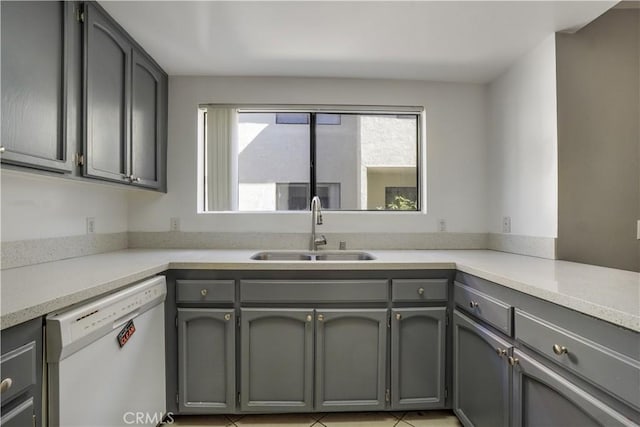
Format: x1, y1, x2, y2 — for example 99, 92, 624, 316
1, 170, 129, 242
487, 35, 558, 238
128, 76, 488, 233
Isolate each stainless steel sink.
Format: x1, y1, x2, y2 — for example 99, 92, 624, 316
250, 252, 313, 261
315, 252, 376, 261
250, 251, 375, 261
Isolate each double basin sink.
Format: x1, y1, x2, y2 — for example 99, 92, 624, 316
251, 251, 375, 261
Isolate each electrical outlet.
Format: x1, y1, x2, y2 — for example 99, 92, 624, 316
86, 217, 95, 234
502, 216, 511, 233
438, 219, 447, 232
170, 217, 180, 232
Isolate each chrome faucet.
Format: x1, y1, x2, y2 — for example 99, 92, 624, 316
310, 196, 327, 251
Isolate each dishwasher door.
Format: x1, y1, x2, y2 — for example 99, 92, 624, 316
47, 277, 166, 427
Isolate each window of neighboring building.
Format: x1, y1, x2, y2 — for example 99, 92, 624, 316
202, 106, 422, 212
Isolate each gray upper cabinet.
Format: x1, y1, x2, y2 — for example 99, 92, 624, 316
131, 50, 166, 189
315, 309, 387, 412
1, 1, 78, 173
453, 310, 511, 427
391, 308, 446, 411
83, 2, 131, 183
83, 2, 166, 190
511, 349, 636, 427
240, 308, 314, 412
177, 308, 235, 413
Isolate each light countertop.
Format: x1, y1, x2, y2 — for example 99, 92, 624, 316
1, 249, 638, 332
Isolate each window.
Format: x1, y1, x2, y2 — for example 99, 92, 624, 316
202, 106, 421, 212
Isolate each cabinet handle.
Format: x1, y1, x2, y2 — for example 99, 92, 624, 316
552, 344, 568, 355
317, 314, 324, 321
224, 313, 231, 321
0, 378, 12, 394
508, 356, 519, 366
395, 313, 402, 320
200, 289, 208, 296
131, 176, 140, 183
417, 287, 425, 295
496, 348, 507, 357
469, 301, 479, 308
306, 314, 312, 322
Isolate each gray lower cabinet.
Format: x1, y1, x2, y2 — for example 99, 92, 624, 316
177, 308, 235, 413
240, 309, 314, 412
453, 310, 511, 427
1, 1, 79, 173
315, 309, 387, 411
511, 349, 636, 427
391, 307, 446, 410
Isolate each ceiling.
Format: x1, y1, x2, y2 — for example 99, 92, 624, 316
99, 1, 617, 83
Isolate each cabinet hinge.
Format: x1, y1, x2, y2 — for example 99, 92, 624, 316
237, 392, 241, 405
175, 315, 178, 328
75, 6, 85, 23
176, 393, 179, 405
387, 312, 391, 328
385, 389, 390, 402
74, 153, 84, 166
237, 316, 241, 327
444, 388, 448, 399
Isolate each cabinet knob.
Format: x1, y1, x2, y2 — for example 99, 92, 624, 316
131, 176, 140, 183
395, 313, 402, 320
200, 289, 208, 297
317, 314, 324, 321
417, 287, 425, 295
469, 301, 479, 308
552, 344, 568, 355
0, 378, 13, 394
0, 146, 5, 154
224, 313, 231, 321
496, 348, 507, 357
508, 356, 519, 367
306, 314, 312, 322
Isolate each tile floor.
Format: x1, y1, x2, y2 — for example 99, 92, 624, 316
172, 411, 462, 427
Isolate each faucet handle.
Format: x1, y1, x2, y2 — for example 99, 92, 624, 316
315, 234, 328, 246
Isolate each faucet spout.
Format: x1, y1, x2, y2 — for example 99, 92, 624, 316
310, 196, 327, 251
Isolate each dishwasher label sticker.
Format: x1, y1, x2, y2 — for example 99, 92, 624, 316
117, 320, 136, 347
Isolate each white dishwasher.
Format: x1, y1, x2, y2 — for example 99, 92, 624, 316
46, 276, 167, 427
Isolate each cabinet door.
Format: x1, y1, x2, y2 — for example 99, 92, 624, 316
240, 308, 314, 412
391, 307, 446, 410
453, 310, 511, 427
130, 50, 165, 189
512, 349, 635, 427
177, 308, 235, 413
315, 309, 387, 411
83, 2, 131, 183
1, 1, 76, 172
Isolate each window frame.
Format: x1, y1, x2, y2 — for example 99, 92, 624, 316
200, 104, 424, 213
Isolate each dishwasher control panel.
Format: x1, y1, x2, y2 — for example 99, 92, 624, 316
46, 276, 166, 361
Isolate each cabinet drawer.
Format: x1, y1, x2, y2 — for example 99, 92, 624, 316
454, 282, 512, 336
240, 280, 388, 303
0, 342, 36, 405
392, 279, 448, 302
515, 309, 640, 410
177, 280, 235, 303
0, 397, 34, 427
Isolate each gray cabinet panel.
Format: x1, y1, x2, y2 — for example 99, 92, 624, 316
392, 279, 448, 302
241, 308, 314, 412
391, 308, 446, 410
515, 309, 640, 410
1, 1, 75, 172
0, 397, 34, 427
84, 2, 130, 182
177, 308, 235, 413
454, 282, 512, 336
176, 280, 235, 304
0, 342, 36, 405
512, 350, 637, 427
315, 309, 387, 411
131, 50, 164, 189
240, 280, 388, 303
453, 310, 511, 427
